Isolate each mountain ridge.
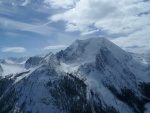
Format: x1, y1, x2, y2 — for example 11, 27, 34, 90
0, 37, 150, 113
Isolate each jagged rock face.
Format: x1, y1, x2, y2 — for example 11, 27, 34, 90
95, 47, 110, 71
57, 40, 90, 62
42, 53, 60, 67
0, 37, 150, 113
25, 57, 43, 69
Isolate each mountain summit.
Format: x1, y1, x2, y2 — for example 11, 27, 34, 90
0, 37, 150, 113
57, 37, 127, 63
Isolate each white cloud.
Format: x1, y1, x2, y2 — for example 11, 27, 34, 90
47, 0, 150, 53
21, 0, 30, 6
0, 17, 55, 36
49, 0, 150, 35
81, 29, 99, 36
50, 0, 118, 33
111, 25, 150, 53
44, 0, 77, 9
43, 45, 67, 50
21, 21, 52, 31
2, 47, 26, 53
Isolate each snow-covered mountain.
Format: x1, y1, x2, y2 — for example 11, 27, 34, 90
0, 37, 150, 113
25, 56, 43, 69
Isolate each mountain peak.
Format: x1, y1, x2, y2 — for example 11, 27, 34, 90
71, 37, 106, 47
0, 37, 150, 113
57, 37, 129, 64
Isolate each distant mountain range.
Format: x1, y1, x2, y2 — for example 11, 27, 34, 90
0, 37, 150, 113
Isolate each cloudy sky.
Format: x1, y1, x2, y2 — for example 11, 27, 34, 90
0, 0, 150, 58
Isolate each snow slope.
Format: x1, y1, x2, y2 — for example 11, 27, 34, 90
0, 37, 150, 113
0, 63, 27, 78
